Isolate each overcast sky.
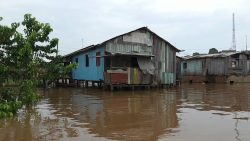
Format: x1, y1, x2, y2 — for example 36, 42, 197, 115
1, 0, 249, 56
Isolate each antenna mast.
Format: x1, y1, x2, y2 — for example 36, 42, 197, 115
232, 13, 236, 50
246, 35, 248, 51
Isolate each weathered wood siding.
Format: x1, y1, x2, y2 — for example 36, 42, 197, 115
152, 36, 176, 85
181, 60, 203, 76
182, 58, 227, 76
207, 58, 227, 75
106, 30, 153, 56
227, 54, 250, 75
104, 68, 152, 85
122, 31, 153, 46
176, 57, 182, 80
105, 28, 177, 85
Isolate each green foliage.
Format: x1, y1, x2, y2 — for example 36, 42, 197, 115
19, 80, 38, 105
0, 101, 22, 118
41, 55, 77, 81
208, 48, 218, 54
193, 52, 200, 56
0, 88, 22, 118
1, 88, 16, 102
0, 14, 73, 118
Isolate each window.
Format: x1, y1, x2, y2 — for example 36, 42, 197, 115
75, 58, 78, 63
96, 52, 101, 66
183, 62, 187, 69
85, 55, 89, 67
232, 61, 236, 68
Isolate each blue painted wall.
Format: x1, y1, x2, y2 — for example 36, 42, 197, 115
72, 47, 105, 81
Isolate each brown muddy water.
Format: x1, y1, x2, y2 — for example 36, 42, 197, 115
1, 84, 250, 141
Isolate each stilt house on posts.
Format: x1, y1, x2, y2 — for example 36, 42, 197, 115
181, 51, 250, 83
64, 27, 180, 88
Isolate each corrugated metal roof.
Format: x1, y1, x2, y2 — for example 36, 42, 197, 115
183, 52, 240, 60
64, 27, 180, 58
64, 45, 97, 58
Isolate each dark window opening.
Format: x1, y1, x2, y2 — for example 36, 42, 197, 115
85, 55, 89, 67
183, 62, 187, 69
232, 61, 236, 68
131, 57, 139, 68
75, 58, 78, 63
96, 52, 101, 66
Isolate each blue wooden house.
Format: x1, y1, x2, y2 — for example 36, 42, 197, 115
64, 27, 180, 88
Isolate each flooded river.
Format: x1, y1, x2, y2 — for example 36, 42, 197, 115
1, 84, 250, 141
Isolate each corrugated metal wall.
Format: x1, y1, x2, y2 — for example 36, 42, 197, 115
207, 58, 226, 75
152, 36, 176, 85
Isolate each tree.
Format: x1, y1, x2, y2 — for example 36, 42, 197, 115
0, 14, 75, 118
193, 52, 200, 56
208, 48, 218, 54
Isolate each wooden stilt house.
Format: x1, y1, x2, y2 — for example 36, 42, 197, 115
64, 27, 180, 88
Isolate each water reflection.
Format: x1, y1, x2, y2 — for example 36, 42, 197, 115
178, 84, 250, 112
44, 89, 179, 141
163, 84, 250, 141
0, 84, 250, 141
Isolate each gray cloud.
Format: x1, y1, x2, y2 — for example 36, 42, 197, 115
0, 0, 249, 56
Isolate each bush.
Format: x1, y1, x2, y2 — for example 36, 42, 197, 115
0, 88, 23, 118
19, 80, 39, 105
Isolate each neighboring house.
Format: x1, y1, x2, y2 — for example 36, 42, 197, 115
181, 51, 250, 83
64, 27, 180, 87
176, 56, 183, 82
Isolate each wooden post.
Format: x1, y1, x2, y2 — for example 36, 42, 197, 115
110, 54, 113, 91
110, 85, 114, 91
97, 82, 100, 88
147, 85, 150, 90
85, 81, 88, 88
132, 85, 135, 90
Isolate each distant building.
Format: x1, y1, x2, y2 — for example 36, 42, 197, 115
64, 27, 180, 88
176, 56, 183, 82
181, 51, 250, 83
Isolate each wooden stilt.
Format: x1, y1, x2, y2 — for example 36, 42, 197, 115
85, 81, 88, 88
110, 85, 114, 91
132, 86, 135, 90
